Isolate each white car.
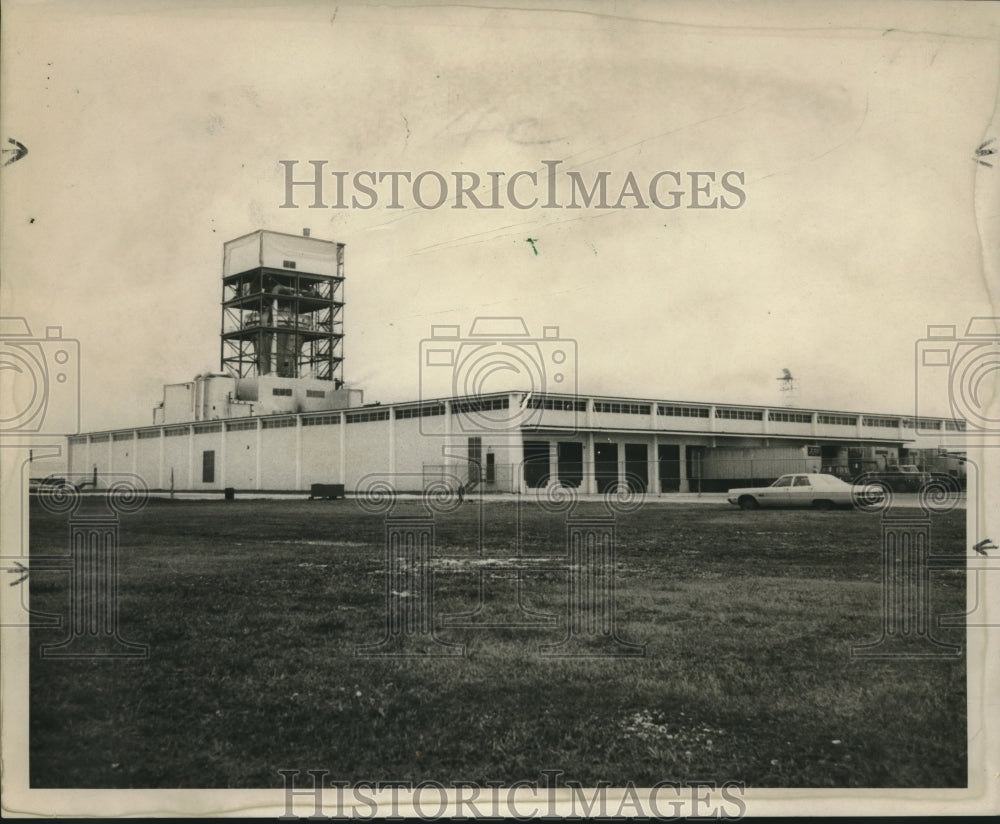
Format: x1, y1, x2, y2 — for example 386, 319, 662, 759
727, 472, 885, 510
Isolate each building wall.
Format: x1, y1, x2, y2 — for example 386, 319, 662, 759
258, 420, 298, 489
67, 393, 966, 495
224, 423, 259, 489
343, 414, 391, 489
300, 418, 342, 487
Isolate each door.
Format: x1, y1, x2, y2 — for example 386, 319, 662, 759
594, 442, 619, 494
557, 442, 583, 488
468, 436, 482, 485
788, 474, 814, 507
624, 444, 647, 493
757, 474, 793, 506
523, 440, 550, 489
658, 444, 680, 492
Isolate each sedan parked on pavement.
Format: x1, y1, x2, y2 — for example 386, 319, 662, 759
727, 472, 885, 510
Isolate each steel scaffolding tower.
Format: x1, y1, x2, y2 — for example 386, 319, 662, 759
220, 231, 344, 383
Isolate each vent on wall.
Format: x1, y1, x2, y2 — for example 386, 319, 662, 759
283, 260, 297, 269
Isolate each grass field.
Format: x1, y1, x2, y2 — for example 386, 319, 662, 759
28, 496, 966, 789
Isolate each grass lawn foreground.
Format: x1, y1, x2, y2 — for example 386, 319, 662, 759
28, 497, 966, 789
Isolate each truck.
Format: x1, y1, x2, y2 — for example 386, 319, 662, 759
853, 464, 931, 493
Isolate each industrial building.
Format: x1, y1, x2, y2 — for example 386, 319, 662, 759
67, 230, 968, 495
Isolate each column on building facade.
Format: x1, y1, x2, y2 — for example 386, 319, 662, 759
584, 431, 596, 494
616, 440, 625, 491
255, 423, 262, 491
187, 428, 195, 488
294, 416, 303, 491
549, 441, 558, 486
157, 432, 164, 489
131, 432, 138, 477
338, 415, 346, 486
443, 399, 452, 483
651, 434, 659, 494
678, 442, 689, 493
388, 405, 396, 476
220, 425, 227, 490
508, 407, 524, 494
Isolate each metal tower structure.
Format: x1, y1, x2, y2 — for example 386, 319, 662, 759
220, 230, 344, 384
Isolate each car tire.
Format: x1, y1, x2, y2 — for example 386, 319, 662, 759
738, 496, 759, 511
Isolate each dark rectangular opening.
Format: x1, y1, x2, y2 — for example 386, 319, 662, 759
485, 452, 495, 484
594, 442, 618, 494
658, 444, 680, 492
202, 450, 215, 484
557, 442, 583, 488
523, 441, 550, 489
468, 436, 483, 485
624, 443, 647, 492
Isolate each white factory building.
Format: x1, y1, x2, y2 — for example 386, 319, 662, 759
66, 230, 968, 495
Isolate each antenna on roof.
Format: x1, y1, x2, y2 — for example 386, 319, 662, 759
777, 368, 798, 407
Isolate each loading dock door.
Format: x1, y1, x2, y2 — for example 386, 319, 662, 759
594, 442, 619, 494
557, 442, 583, 488
624, 444, 647, 492
659, 444, 680, 492
523, 440, 550, 489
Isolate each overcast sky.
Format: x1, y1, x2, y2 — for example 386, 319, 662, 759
3, 0, 998, 438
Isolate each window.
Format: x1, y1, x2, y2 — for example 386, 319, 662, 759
525, 396, 587, 412
164, 427, 188, 437
283, 260, 297, 269
193, 422, 222, 434
227, 419, 258, 431
768, 411, 812, 423
137, 429, 161, 439
772, 476, 792, 487
452, 397, 509, 414
594, 401, 650, 415
346, 409, 391, 424
306, 390, 326, 399
817, 414, 856, 426
658, 405, 709, 418
202, 450, 215, 483
396, 404, 445, 419
486, 453, 496, 483
302, 414, 340, 426
862, 416, 899, 428
792, 476, 811, 487
715, 407, 763, 421
272, 388, 293, 397
262, 417, 296, 429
